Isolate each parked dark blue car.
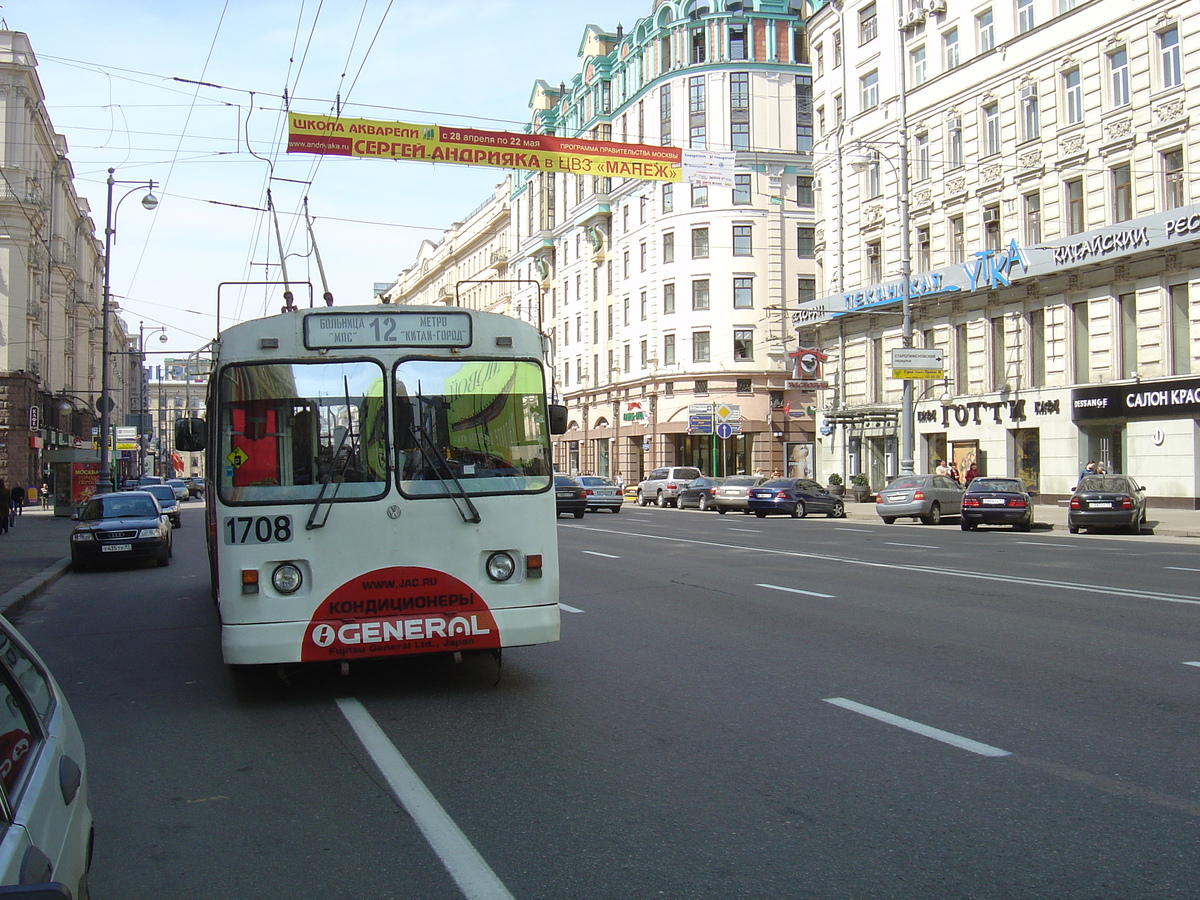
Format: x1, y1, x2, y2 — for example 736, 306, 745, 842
747, 478, 846, 519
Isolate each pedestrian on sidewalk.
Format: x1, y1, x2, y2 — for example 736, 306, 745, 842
11, 484, 24, 518
0, 480, 10, 535
40, 483, 50, 510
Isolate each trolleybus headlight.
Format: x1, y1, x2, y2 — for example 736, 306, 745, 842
486, 551, 516, 582
271, 563, 304, 594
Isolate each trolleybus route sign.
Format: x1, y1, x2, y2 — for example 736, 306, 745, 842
304, 311, 473, 349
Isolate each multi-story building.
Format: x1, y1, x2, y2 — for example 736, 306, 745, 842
387, 0, 824, 482
803, 0, 1200, 506
0, 30, 137, 499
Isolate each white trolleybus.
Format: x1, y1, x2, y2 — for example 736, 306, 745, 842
176, 305, 566, 668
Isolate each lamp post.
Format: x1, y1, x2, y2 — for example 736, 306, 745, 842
849, 140, 913, 476
139, 322, 168, 479
97, 168, 159, 494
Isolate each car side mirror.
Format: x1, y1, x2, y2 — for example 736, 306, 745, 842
175, 417, 207, 453
548, 403, 568, 435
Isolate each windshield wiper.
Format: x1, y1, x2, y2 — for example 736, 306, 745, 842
407, 394, 481, 524
307, 379, 362, 530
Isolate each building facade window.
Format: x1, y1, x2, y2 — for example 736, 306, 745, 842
797, 276, 816, 302
1066, 178, 1085, 233
983, 204, 1001, 250
1023, 191, 1042, 244
976, 9, 995, 53
733, 224, 753, 256
1017, 0, 1035, 33
797, 226, 815, 258
797, 175, 814, 207
866, 240, 882, 283
730, 72, 750, 150
1163, 148, 1185, 208
734, 330, 754, 361
796, 75, 813, 153
911, 45, 927, 86
916, 225, 931, 271
733, 173, 752, 205
944, 27, 960, 70
664, 282, 675, 314
692, 279, 710, 310
663, 232, 675, 263
1108, 48, 1130, 107
660, 83, 672, 145
859, 2, 877, 44
689, 75, 706, 148
1020, 83, 1040, 141
861, 70, 879, 112
664, 333, 676, 365
915, 132, 930, 180
691, 227, 709, 258
1170, 283, 1193, 375
1063, 68, 1083, 125
983, 102, 1001, 156
1159, 25, 1182, 89
691, 184, 709, 208
693, 331, 711, 363
663, 182, 674, 212
1111, 163, 1132, 223
947, 116, 964, 169
949, 215, 965, 263
733, 277, 753, 308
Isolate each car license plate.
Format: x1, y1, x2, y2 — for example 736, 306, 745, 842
982, 498, 1005, 505
886, 492, 906, 502
556, 491, 573, 498
1089, 501, 1113, 508
102, 543, 132, 553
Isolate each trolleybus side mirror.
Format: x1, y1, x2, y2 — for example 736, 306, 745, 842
548, 403, 568, 435
175, 417, 207, 453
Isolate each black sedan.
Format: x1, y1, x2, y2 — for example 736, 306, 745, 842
1067, 474, 1148, 534
747, 478, 846, 519
554, 475, 587, 519
960, 477, 1035, 531
70, 490, 173, 570
677, 476, 726, 511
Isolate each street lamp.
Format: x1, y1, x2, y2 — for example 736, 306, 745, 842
97, 168, 158, 494
849, 140, 913, 476
139, 321, 168, 478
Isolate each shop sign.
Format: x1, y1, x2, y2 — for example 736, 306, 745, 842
918, 399, 1028, 427
1072, 376, 1200, 422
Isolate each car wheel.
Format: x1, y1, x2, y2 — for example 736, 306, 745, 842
574, 510, 585, 519
755, 511, 767, 518
961, 521, 974, 531
791, 501, 807, 518
612, 504, 622, 513
1128, 514, 1141, 535
657, 491, 668, 508
717, 507, 727, 515
637, 493, 648, 507
1068, 521, 1080, 534
922, 503, 942, 525
157, 553, 171, 567
1019, 518, 1032, 532
882, 517, 896, 525
699, 495, 711, 511
828, 501, 845, 518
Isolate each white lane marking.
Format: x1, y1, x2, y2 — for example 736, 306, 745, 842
728, 528, 761, 533
836, 527, 874, 533
336, 698, 515, 900
562, 524, 1200, 607
581, 550, 621, 558
884, 542, 938, 549
559, 603, 585, 614
1014, 541, 1074, 548
1166, 566, 1200, 572
1184, 661, 1200, 668
757, 583, 836, 599
824, 697, 1011, 758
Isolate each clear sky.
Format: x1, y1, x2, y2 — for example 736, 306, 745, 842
4, 0, 653, 357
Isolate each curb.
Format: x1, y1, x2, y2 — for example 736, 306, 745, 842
0, 559, 72, 618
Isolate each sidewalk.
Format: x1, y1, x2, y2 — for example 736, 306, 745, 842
0, 506, 75, 615
1, 499, 1197, 617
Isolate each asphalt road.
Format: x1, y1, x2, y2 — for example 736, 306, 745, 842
11, 504, 1200, 899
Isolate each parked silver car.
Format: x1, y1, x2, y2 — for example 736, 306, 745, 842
714, 475, 767, 514
875, 474, 964, 525
0, 615, 94, 899
576, 475, 624, 513
636, 467, 702, 508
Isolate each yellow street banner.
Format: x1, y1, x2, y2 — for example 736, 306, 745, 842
287, 113, 683, 182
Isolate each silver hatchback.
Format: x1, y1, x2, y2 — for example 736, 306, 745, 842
876, 474, 964, 525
